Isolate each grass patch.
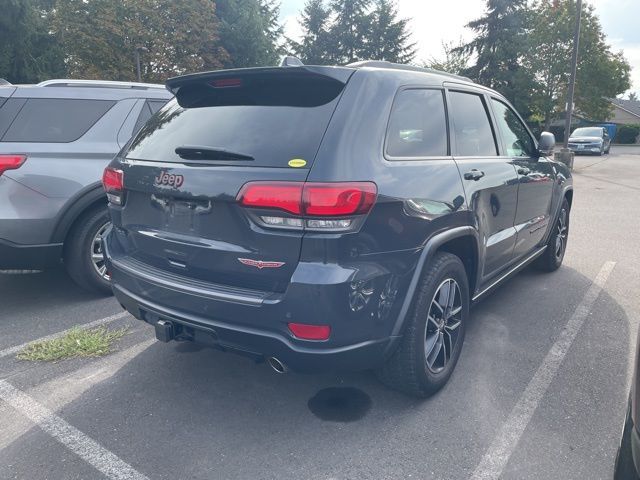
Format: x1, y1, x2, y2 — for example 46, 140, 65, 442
16, 326, 128, 362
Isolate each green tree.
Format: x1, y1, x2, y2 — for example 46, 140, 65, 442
365, 0, 416, 63
629, 92, 639, 102
216, 0, 283, 68
525, 1, 631, 128
424, 40, 471, 76
0, 0, 65, 83
54, 0, 227, 82
327, 0, 371, 64
457, 0, 533, 115
290, 0, 332, 65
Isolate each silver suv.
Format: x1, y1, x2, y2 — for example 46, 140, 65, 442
0, 79, 172, 293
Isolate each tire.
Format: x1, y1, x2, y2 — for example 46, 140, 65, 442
614, 401, 640, 480
377, 252, 469, 397
535, 198, 570, 272
64, 206, 112, 295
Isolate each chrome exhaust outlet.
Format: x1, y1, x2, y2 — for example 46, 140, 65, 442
267, 357, 288, 374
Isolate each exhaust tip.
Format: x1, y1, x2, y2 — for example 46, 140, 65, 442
267, 357, 288, 374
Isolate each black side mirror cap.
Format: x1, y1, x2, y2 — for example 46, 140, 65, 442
538, 131, 555, 156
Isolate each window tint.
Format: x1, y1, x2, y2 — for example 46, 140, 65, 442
133, 102, 153, 133
0, 98, 26, 139
491, 99, 535, 157
448, 91, 497, 156
148, 100, 167, 114
2, 98, 115, 142
386, 89, 448, 158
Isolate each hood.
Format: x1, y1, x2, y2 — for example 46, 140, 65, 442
569, 136, 602, 143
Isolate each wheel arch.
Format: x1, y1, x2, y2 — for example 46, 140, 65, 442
385, 226, 479, 355
50, 182, 107, 246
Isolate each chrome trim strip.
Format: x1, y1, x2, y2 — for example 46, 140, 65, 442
472, 246, 547, 302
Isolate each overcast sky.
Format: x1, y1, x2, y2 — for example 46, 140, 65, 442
280, 0, 640, 96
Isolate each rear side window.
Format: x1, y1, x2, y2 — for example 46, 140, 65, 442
386, 89, 448, 158
133, 102, 153, 134
448, 91, 497, 157
126, 74, 345, 167
2, 98, 115, 143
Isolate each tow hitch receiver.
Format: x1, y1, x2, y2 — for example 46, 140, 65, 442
155, 319, 174, 342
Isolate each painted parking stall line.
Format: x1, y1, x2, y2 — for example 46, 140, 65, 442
0, 379, 149, 480
0, 311, 130, 359
471, 261, 616, 480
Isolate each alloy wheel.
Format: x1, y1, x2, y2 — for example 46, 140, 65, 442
555, 208, 568, 260
91, 222, 110, 281
425, 278, 462, 374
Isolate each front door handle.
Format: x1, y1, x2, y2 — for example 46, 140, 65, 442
517, 167, 531, 175
463, 169, 485, 181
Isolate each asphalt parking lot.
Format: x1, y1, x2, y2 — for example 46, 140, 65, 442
1, 147, 639, 480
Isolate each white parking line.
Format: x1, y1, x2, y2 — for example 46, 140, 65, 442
0, 379, 149, 480
0, 311, 130, 359
471, 261, 616, 480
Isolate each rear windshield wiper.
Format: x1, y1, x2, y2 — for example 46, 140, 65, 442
175, 145, 254, 161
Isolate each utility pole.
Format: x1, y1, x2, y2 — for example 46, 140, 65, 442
563, 0, 582, 149
135, 47, 146, 83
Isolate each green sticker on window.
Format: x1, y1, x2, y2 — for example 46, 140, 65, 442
288, 159, 307, 168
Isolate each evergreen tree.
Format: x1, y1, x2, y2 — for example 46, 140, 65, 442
365, 0, 415, 63
424, 40, 471, 76
327, 0, 371, 64
0, 0, 65, 83
216, 0, 283, 68
291, 0, 332, 65
457, 0, 533, 114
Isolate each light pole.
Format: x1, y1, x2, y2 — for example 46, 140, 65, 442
562, 0, 583, 150
135, 47, 147, 82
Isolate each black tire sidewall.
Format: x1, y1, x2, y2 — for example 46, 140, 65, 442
408, 254, 470, 392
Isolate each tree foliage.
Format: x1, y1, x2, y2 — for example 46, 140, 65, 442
424, 40, 471, 76
366, 0, 416, 63
0, 0, 65, 83
53, 0, 227, 82
289, 0, 332, 65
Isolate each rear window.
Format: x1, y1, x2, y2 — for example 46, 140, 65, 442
2, 98, 115, 143
125, 75, 345, 167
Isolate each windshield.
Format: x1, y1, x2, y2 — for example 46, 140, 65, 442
572, 127, 603, 137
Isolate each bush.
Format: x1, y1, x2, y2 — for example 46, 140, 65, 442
616, 124, 640, 144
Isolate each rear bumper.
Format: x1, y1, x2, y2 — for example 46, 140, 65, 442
112, 283, 392, 372
0, 239, 63, 269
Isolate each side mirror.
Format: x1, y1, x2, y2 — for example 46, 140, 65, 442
538, 131, 555, 156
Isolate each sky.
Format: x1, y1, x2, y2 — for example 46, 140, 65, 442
279, 0, 640, 97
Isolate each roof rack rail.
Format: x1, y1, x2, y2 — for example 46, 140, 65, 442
37, 79, 166, 90
346, 60, 473, 82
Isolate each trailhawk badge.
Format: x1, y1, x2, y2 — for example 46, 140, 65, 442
237, 258, 285, 269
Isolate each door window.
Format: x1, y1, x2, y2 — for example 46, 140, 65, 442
385, 89, 448, 158
491, 99, 535, 157
448, 91, 497, 157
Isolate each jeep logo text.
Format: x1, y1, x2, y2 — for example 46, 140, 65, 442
154, 171, 184, 188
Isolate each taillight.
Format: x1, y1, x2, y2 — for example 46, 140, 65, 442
102, 167, 124, 205
288, 322, 331, 341
237, 181, 377, 231
0, 154, 27, 177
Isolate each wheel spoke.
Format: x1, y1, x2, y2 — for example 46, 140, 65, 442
437, 281, 451, 310
449, 306, 462, 317
426, 332, 444, 369
425, 333, 440, 364
427, 315, 439, 329
445, 318, 461, 332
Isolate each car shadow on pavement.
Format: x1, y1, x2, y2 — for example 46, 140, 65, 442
0, 265, 632, 480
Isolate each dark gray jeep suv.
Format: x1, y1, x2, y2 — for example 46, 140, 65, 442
103, 61, 572, 396
0, 79, 172, 293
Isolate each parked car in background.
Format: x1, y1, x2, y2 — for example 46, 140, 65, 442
103, 60, 572, 396
568, 126, 611, 155
614, 329, 640, 479
0, 79, 172, 293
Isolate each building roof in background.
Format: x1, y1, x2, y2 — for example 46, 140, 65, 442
612, 98, 640, 119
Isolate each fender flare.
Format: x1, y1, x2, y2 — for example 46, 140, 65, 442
384, 226, 479, 356
50, 182, 107, 244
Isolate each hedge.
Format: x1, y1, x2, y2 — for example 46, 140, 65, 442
616, 124, 640, 144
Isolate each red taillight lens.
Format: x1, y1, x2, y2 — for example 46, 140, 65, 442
237, 182, 377, 217
0, 154, 27, 176
288, 323, 331, 341
303, 182, 377, 216
102, 167, 123, 192
211, 78, 243, 88
237, 182, 303, 215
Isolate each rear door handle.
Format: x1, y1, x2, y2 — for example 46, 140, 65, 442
463, 169, 485, 181
517, 167, 531, 175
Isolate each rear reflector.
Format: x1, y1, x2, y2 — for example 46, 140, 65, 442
0, 154, 27, 176
288, 323, 331, 341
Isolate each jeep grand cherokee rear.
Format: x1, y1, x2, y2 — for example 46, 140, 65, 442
103, 62, 571, 397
